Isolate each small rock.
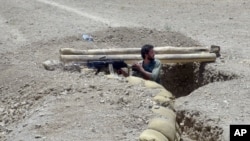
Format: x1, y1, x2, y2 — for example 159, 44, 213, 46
153, 105, 160, 109
100, 99, 105, 103
0, 107, 4, 113
63, 63, 81, 72
117, 97, 124, 104
91, 128, 96, 132
99, 93, 103, 97
35, 124, 42, 129
21, 101, 27, 105
34, 95, 42, 101
13, 103, 20, 109
35, 135, 42, 139
39, 114, 45, 117
180, 122, 184, 126
60, 91, 67, 95
8, 109, 15, 115
148, 105, 153, 109
82, 34, 93, 41
125, 91, 129, 95
65, 86, 72, 92
223, 100, 228, 104
0, 122, 4, 127
109, 100, 115, 105
42, 60, 62, 71
6, 129, 13, 133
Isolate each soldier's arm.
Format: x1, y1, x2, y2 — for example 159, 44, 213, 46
150, 61, 162, 81
136, 61, 162, 81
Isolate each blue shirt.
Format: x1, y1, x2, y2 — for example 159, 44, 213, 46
133, 59, 162, 83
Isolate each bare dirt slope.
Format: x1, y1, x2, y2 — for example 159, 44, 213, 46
0, 0, 250, 141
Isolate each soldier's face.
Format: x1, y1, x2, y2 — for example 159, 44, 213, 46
146, 49, 155, 60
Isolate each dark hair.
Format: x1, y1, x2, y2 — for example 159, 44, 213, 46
141, 44, 154, 59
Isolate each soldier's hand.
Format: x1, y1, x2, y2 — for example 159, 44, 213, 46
132, 62, 143, 71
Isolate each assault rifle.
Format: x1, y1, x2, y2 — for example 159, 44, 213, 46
86, 59, 129, 75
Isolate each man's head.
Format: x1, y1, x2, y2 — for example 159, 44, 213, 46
141, 44, 155, 61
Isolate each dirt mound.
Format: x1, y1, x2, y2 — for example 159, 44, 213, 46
90, 27, 200, 48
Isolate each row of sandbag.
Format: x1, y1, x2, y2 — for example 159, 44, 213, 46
125, 76, 181, 141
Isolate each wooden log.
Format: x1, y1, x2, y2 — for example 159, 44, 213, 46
60, 46, 212, 55
60, 53, 216, 64
60, 48, 139, 55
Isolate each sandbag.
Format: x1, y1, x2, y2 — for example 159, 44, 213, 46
106, 74, 119, 79
151, 106, 176, 123
153, 95, 174, 108
139, 129, 169, 141
152, 106, 181, 140
156, 89, 173, 99
144, 80, 164, 89
148, 118, 176, 141
126, 76, 144, 85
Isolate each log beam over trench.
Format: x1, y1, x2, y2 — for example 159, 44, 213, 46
60, 46, 220, 55
60, 53, 216, 64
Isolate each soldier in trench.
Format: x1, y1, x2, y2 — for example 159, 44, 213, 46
120, 44, 162, 84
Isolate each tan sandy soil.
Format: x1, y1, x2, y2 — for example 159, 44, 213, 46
0, 0, 250, 141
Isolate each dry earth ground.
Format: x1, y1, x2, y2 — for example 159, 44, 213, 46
0, 0, 250, 141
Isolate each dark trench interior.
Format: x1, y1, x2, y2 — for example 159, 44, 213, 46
161, 62, 238, 98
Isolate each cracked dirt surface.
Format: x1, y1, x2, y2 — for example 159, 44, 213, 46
1, 0, 250, 141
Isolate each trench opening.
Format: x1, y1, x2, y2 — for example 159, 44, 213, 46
176, 110, 224, 141
159, 62, 238, 140
161, 62, 238, 98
